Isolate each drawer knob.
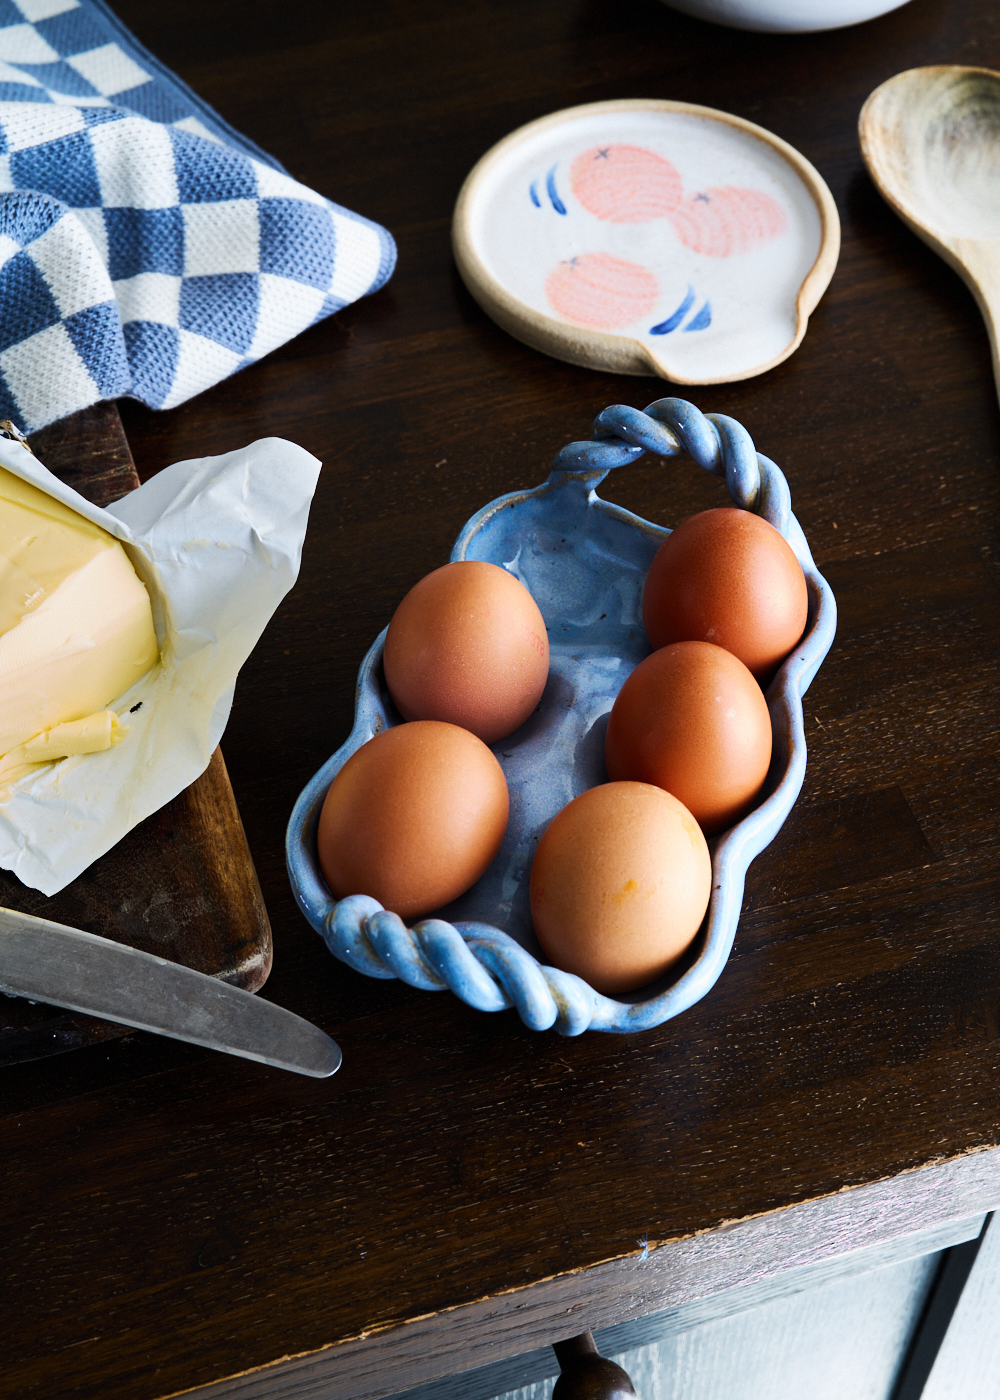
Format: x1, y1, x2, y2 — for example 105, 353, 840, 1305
552, 1330, 637, 1399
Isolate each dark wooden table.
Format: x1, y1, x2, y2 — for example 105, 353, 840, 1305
6, 1, 1000, 1397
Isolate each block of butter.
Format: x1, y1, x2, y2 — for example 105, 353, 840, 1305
0, 465, 159, 762
0, 433, 321, 896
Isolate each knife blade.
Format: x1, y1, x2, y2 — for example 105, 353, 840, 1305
0, 907, 341, 1078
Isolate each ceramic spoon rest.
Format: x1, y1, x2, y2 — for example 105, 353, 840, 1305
453, 100, 841, 385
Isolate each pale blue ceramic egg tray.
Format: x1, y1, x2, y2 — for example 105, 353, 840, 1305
286, 397, 836, 1035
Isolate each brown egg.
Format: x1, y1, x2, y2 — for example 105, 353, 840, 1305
383, 560, 549, 744
605, 641, 772, 835
641, 508, 808, 680
317, 721, 509, 921
529, 781, 711, 996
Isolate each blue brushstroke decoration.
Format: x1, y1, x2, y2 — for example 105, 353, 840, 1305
650, 286, 695, 335
546, 165, 567, 215
530, 181, 541, 208
685, 300, 712, 331
287, 397, 837, 1037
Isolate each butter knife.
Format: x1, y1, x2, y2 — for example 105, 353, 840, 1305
0, 907, 341, 1077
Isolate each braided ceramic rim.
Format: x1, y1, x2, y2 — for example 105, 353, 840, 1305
286, 397, 837, 1035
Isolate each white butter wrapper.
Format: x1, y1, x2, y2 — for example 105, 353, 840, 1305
0, 435, 321, 896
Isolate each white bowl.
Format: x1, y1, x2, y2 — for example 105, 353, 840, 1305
660, 0, 911, 33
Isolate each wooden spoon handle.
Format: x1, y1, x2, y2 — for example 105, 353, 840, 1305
949, 238, 1000, 409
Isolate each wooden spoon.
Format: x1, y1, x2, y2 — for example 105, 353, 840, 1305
860, 66, 1000, 400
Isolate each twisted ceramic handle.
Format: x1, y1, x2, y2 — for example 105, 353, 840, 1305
324, 896, 600, 1035
553, 395, 791, 534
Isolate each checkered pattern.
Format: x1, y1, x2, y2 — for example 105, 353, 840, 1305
0, 0, 396, 431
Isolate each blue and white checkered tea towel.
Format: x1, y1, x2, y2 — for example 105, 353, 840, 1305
0, 0, 396, 432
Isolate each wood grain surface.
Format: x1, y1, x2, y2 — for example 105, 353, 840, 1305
5, 1, 1000, 1398
0, 403, 272, 1065
380, 1214, 985, 1400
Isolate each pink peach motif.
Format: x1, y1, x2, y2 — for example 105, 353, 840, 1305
545, 253, 659, 329
570, 144, 683, 223
560, 144, 788, 258
668, 186, 787, 257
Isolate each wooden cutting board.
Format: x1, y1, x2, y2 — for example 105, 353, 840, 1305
0, 402, 271, 1066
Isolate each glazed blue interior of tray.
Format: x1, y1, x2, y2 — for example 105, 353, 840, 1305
286, 398, 837, 1035
439, 473, 665, 962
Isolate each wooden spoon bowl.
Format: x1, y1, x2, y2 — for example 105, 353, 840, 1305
860, 66, 1000, 397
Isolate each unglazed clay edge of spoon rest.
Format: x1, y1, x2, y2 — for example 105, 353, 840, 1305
860, 66, 1000, 400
